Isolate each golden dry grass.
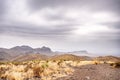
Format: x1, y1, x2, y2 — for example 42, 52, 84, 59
0, 58, 119, 80
0, 60, 74, 80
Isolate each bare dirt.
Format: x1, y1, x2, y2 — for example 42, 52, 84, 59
56, 64, 120, 80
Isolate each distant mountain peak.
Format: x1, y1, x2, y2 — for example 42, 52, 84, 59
41, 46, 51, 50
7, 45, 52, 54
35, 46, 52, 53
10, 45, 33, 50
21, 45, 32, 48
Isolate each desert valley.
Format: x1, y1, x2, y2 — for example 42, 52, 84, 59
0, 0, 120, 80
0, 46, 120, 80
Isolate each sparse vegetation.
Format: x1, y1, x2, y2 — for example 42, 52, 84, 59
49, 54, 84, 61
0, 60, 74, 80
0, 54, 120, 80
110, 62, 120, 68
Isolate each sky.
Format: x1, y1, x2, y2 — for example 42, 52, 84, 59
0, 0, 120, 56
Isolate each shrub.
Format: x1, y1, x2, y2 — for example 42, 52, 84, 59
41, 63, 49, 69
0, 62, 5, 65
33, 66, 43, 78
110, 62, 120, 68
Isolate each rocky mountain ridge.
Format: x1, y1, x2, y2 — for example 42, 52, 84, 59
0, 45, 52, 61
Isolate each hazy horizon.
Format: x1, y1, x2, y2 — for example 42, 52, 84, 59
0, 0, 120, 56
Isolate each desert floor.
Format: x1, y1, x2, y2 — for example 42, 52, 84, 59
57, 64, 120, 80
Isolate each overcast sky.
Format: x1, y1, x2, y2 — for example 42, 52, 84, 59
0, 0, 120, 56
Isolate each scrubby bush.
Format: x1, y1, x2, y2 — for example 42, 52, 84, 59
41, 63, 49, 69
33, 66, 43, 78
0, 62, 6, 65
110, 62, 120, 68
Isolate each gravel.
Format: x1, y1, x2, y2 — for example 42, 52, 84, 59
56, 64, 120, 80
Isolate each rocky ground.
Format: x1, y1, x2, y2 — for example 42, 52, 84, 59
56, 64, 120, 80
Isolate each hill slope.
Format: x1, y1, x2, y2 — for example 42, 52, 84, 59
12, 54, 48, 62
95, 56, 120, 62
49, 54, 92, 61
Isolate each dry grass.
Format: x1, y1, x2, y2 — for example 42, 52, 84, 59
0, 60, 74, 80
0, 59, 119, 80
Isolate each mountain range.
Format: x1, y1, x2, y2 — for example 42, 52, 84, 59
0, 45, 91, 61
0, 45, 120, 62
0, 45, 52, 61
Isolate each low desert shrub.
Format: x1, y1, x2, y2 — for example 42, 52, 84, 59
110, 62, 120, 68
33, 66, 43, 78
0, 62, 5, 65
41, 63, 49, 69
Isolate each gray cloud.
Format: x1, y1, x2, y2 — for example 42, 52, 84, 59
0, 0, 5, 14
26, 0, 120, 31
102, 22, 120, 30
0, 21, 119, 41
110, 22, 120, 29
0, 0, 120, 55
0, 22, 75, 37
27, 0, 120, 14
0, 0, 7, 20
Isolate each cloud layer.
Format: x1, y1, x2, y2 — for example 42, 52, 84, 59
0, 0, 120, 56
